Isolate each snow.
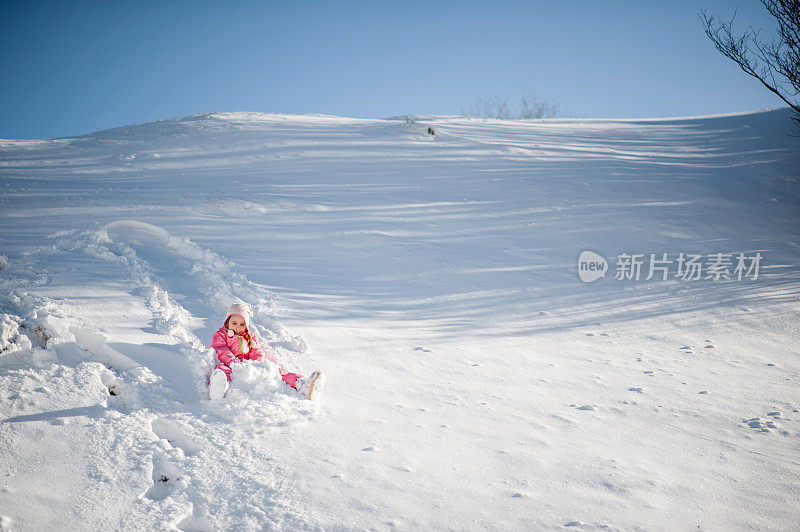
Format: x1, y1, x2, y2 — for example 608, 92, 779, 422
1, 108, 799, 530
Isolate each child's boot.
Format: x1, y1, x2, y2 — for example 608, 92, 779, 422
296, 370, 326, 400
208, 368, 229, 400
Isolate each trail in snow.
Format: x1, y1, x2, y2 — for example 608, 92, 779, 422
0, 219, 322, 530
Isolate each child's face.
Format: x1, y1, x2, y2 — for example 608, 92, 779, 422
228, 315, 247, 334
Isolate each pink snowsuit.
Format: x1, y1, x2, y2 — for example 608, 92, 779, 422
211, 327, 300, 388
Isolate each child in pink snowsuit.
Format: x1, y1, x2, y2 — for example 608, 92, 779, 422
208, 302, 325, 400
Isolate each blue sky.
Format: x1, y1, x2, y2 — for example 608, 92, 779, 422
0, 0, 786, 139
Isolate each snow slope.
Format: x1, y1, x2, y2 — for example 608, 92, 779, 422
1, 108, 799, 530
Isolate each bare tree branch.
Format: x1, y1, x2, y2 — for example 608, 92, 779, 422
700, 1, 800, 130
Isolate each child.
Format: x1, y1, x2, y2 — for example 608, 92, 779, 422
208, 302, 325, 400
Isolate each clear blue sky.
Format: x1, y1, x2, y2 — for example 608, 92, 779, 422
0, 0, 786, 139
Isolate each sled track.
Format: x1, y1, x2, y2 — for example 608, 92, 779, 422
1, 221, 323, 530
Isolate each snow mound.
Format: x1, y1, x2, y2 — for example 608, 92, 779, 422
0, 213, 321, 528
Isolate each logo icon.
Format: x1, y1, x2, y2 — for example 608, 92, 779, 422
578, 250, 608, 283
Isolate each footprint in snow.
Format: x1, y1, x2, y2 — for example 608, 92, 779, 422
143, 452, 184, 501
628, 387, 644, 393
743, 411, 789, 434
569, 404, 597, 411
151, 417, 201, 456
413, 346, 433, 353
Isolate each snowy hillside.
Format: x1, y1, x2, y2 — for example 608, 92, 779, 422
1, 108, 799, 530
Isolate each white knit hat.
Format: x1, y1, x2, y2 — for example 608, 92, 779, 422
226, 302, 253, 330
